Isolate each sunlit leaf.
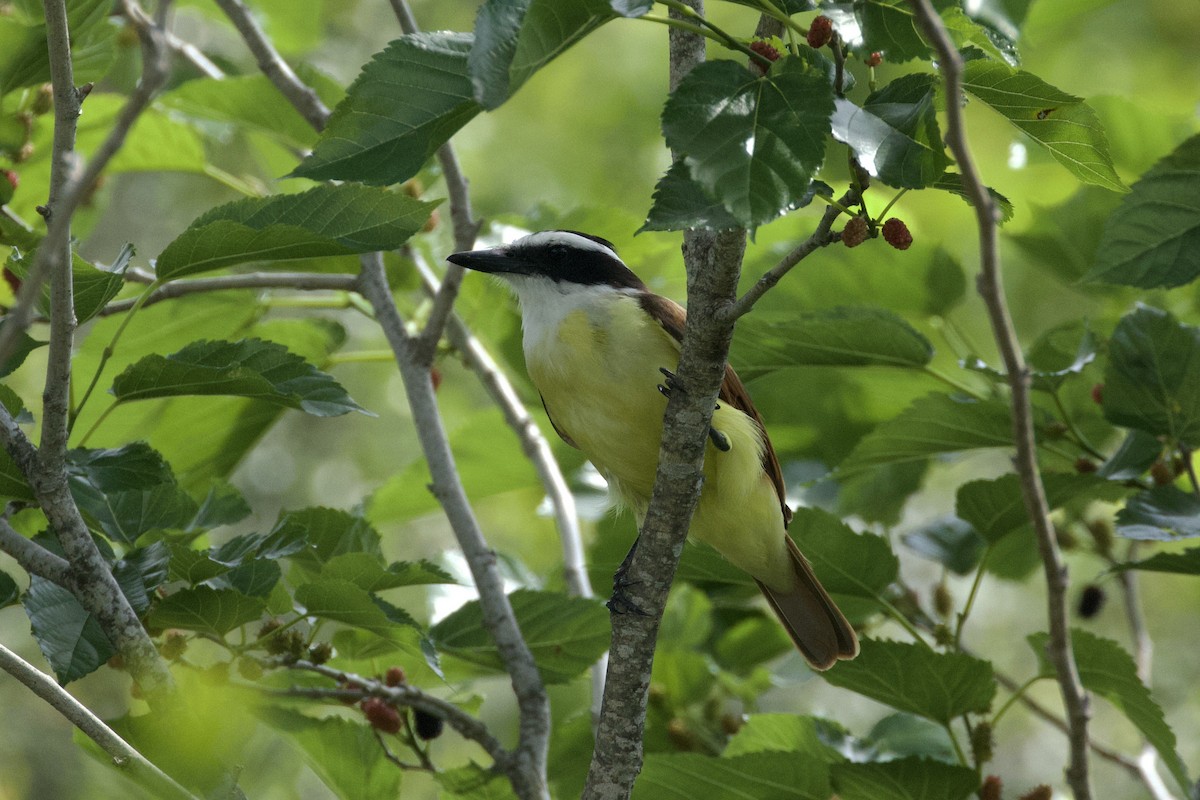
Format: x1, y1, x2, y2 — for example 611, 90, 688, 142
260, 708, 401, 800
634, 751, 830, 800
156, 184, 436, 278
832, 757, 978, 800
962, 60, 1126, 192
148, 586, 266, 636
111, 339, 367, 417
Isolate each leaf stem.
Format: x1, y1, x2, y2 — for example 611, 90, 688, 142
953, 545, 991, 649
875, 188, 909, 222
1050, 389, 1106, 461
654, 0, 775, 68
944, 721, 970, 767
992, 674, 1043, 727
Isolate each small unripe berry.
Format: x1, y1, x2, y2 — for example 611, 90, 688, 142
933, 582, 954, 618
842, 216, 869, 248
970, 720, 994, 764
159, 631, 188, 661
308, 642, 333, 664
1074, 457, 1097, 474
1086, 518, 1114, 557
865, 51, 883, 67
385, 666, 407, 687
1090, 383, 1104, 404
413, 709, 444, 740
882, 217, 913, 250
720, 713, 744, 736
1150, 460, 1175, 486
338, 680, 364, 705
807, 16, 833, 48
362, 698, 402, 734
1054, 524, 1079, 550
1078, 584, 1106, 619
980, 775, 1003, 800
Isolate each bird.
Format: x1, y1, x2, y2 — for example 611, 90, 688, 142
447, 230, 858, 670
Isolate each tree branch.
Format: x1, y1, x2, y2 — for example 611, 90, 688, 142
97, 271, 359, 316
583, 4, 746, 797
0, 515, 71, 586
212, 0, 330, 131
0, 644, 199, 800
122, 0, 224, 79
906, 3, 1093, 798
354, 252, 550, 800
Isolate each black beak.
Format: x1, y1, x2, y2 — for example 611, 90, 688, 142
446, 248, 532, 275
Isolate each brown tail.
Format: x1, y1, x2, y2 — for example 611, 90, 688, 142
756, 536, 859, 670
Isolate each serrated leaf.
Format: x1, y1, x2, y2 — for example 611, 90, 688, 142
1103, 305, 1200, 447
1028, 629, 1191, 796
5, 246, 127, 327
156, 184, 435, 279
1117, 547, 1200, 575
262, 507, 383, 566
663, 57, 834, 227
901, 518, 986, 575
469, 0, 615, 109
111, 338, 366, 417
854, 0, 930, 62
260, 708, 400, 800
821, 639, 995, 724
23, 576, 114, 683
1116, 486, 1200, 540
432, 589, 608, 684
168, 544, 232, 585
293, 32, 480, 185
148, 586, 266, 637
188, 481, 252, 531
932, 173, 1014, 223
437, 764, 520, 799
213, 558, 281, 598
1098, 429, 1163, 481
731, 307, 933, 380
863, 713, 958, 763
832, 75, 952, 189
634, 752, 831, 800
159, 74, 321, 151
792, 508, 898, 601
956, 472, 1129, 544
723, 714, 843, 762
831, 757, 978, 800
640, 161, 742, 233
82, 483, 200, 544
1085, 134, 1200, 288
320, 553, 457, 591
962, 60, 1125, 192
0, 567, 16, 607
837, 394, 1013, 475
0, 319, 45, 378
294, 579, 417, 636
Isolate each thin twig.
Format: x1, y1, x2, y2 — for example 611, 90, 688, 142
280, 660, 513, 770
122, 0, 224, 78
722, 189, 856, 322
907, 3, 1093, 798
0, 644, 200, 800
97, 271, 359, 316
0, 516, 71, 586
354, 252, 550, 800
211, 0, 330, 131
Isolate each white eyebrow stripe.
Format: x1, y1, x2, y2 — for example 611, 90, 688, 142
514, 230, 621, 260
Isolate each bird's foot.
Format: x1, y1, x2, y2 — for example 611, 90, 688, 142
658, 368, 729, 451
606, 573, 650, 617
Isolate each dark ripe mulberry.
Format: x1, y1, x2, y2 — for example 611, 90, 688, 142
1078, 584, 1106, 619
807, 16, 833, 48
882, 217, 913, 250
413, 709, 444, 740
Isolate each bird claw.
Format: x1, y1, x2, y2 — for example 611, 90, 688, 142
658, 368, 729, 451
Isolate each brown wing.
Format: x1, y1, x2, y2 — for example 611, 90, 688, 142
638, 293, 792, 526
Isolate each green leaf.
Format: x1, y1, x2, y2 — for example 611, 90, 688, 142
1116, 487, 1200, 540
148, 586, 266, 637
0, 569, 17, 607
931, 173, 1014, 224
80, 482, 200, 544
723, 714, 843, 763
469, 0, 615, 109
213, 558, 281, 598
838, 394, 1013, 475
863, 713, 958, 763
189, 481, 252, 531
260, 708, 401, 800
855, 0, 930, 62
4, 246, 127, 327
901, 518, 986, 575
634, 752, 831, 800
0, 319, 45, 378
431, 589, 608, 684
662, 57, 834, 227
640, 161, 742, 233
111, 338, 367, 417
23, 576, 114, 683
156, 184, 436, 279
437, 764, 520, 800
731, 307, 933, 380
292, 32, 481, 185
1103, 305, 1200, 447
263, 507, 383, 567
1086, 134, 1200, 288
1117, 547, 1200, 575
1098, 430, 1164, 481
956, 473, 1129, 544
792, 508, 898, 601
320, 553, 457, 592
294, 579, 415, 636
962, 60, 1126, 192
168, 544, 232, 585
159, 74, 322, 151
832, 75, 952, 189
831, 757, 978, 800
822, 639, 995, 724
1029, 629, 1191, 796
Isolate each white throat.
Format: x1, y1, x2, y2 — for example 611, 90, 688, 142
501, 275, 630, 355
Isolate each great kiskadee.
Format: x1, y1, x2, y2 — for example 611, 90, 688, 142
448, 230, 858, 670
